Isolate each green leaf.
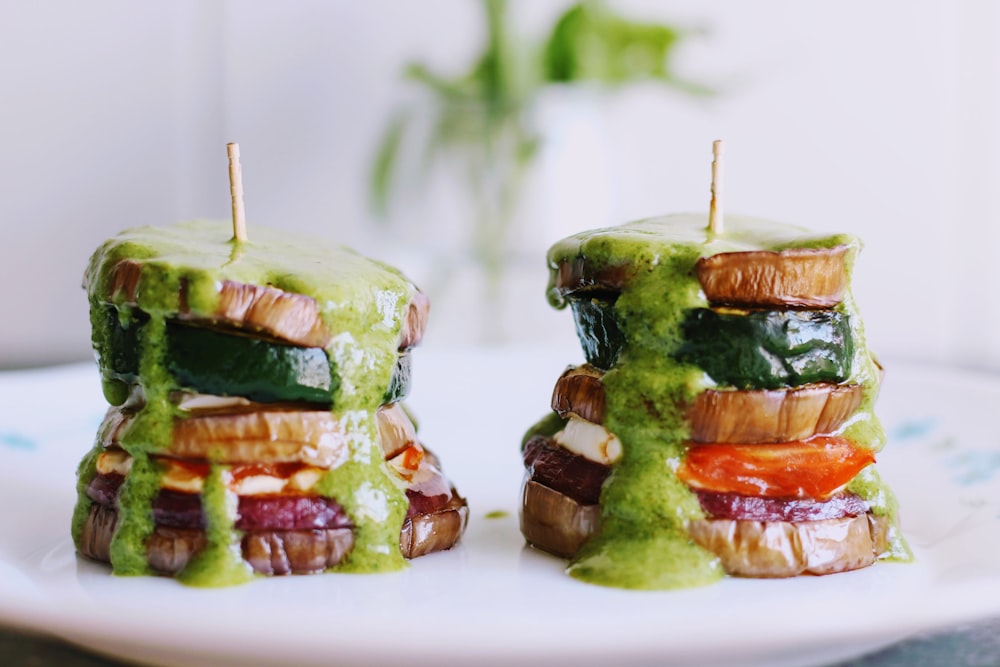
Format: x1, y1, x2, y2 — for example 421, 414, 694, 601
369, 110, 409, 220
541, 0, 706, 89
543, 4, 587, 82
368, 0, 715, 234
404, 63, 469, 101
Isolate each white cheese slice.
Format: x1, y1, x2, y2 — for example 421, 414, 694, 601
287, 467, 323, 492
160, 461, 205, 494
97, 450, 325, 496
387, 444, 429, 483
552, 417, 623, 466
96, 449, 132, 476
231, 474, 286, 496
171, 392, 254, 413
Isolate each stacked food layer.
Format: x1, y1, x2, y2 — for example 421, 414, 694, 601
520, 214, 909, 589
73, 221, 466, 585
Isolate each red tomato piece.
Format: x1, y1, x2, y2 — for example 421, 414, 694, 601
400, 444, 425, 471
227, 462, 306, 482
676, 436, 875, 499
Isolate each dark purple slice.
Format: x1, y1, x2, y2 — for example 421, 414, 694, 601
86, 473, 352, 531
522, 435, 610, 505
696, 490, 870, 522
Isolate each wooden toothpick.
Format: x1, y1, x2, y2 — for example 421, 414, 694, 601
227, 142, 247, 242
708, 139, 724, 235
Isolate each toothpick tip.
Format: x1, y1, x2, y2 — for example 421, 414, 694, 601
708, 140, 725, 235
228, 143, 247, 242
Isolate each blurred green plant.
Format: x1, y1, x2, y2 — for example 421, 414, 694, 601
371, 0, 711, 311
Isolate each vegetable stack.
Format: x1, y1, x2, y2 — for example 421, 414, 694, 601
519, 213, 910, 590
73, 221, 466, 585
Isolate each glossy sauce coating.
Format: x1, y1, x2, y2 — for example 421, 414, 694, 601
74, 221, 419, 584
545, 213, 905, 589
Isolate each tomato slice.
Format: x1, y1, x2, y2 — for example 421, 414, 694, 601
400, 443, 425, 471
153, 459, 309, 483
676, 436, 875, 499
228, 461, 308, 482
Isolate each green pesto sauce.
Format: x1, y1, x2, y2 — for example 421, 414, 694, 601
107, 452, 163, 576
521, 411, 568, 449
177, 465, 254, 587
313, 411, 408, 573
76, 220, 416, 584
71, 444, 101, 545
544, 213, 909, 590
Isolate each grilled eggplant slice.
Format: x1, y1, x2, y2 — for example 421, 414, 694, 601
687, 513, 887, 577
696, 246, 850, 308
97, 258, 430, 351
520, 479, 600, 559
551, 364, 606, 424
552, 365, 862, 443
100, 407, 350, 468
688, 383, 863, 443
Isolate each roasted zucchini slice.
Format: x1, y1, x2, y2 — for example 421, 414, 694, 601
674, 308, 853, 389
165, 322, 336, 404
568, 293, 625, 371
91, 304, 149, 405
93, 305, 411, 405
566, 297, 853, 389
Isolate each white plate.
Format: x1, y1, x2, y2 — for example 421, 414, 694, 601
1, 349, 999, 667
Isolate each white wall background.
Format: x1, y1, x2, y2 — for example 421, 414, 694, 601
1, 0, 998, 369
